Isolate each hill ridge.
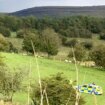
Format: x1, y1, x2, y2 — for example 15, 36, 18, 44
9, 6, 105, 17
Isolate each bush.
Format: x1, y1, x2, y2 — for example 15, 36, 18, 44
16, 29, 25, 38
31, 73, 85, 105
90, 45, 105, 68
100, 33, 105, 40
0, 26, 11, 37
60, 36, 67, 45
0, 54, 4, 66
65, 39, 78, 47
81, 41, 93, 50
0, 34, 10, 51
68, 45, 86, 61
23, 31, 40, 53
0, 69, 23, 102
8, 42, 18, 53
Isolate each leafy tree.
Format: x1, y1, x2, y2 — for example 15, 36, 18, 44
100, 32, 105, 40
60, 36, 67, 45
16, 29, 25, 38
0, 34, 9, 51
0, 69, 23, 102
87, 18, 102, 34
81, 41, 93, 50
3, 16, 21, 31
31, 73, 85, 105
8, 42, 18, 53
90, 45, 105, 68
0, 26, 11, 37
0, 54, 4, 66
65, 39, 78, 47
41, 28, 61, 56
23, 31, 40, 53
68, 45, 86, 61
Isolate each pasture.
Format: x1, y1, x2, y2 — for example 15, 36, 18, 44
1, 52, 105, 105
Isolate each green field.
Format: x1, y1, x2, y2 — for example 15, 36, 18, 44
1, 52, 105, 105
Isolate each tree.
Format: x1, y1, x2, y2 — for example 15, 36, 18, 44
31, 73, 85, 105
100, 32, 105, 40
41, 28, 61, 56
16, 29, 25, 38
81, 41, 93, 50
0, 54, 4, 66
65, 39, 78, 47
68, 45, 86, 61
0, 26, 11, 37
23, 31, 40, 53
0, 34, 9, 51
90, 45, 105, 68
0, 69, 23, 102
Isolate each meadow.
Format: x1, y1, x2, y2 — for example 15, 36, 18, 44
1, 52, 105, 105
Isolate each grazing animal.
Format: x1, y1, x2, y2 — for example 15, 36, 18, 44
77, 61, 95, 67
65, 59, 72, 63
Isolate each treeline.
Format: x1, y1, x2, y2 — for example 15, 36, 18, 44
1, 15, 105, 38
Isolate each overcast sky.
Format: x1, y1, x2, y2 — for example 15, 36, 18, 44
0, 0, 105, 12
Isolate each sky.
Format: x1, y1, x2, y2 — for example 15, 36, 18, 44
0, 0, 105, 13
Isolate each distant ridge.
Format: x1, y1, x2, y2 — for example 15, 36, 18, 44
9, 6, 105, 17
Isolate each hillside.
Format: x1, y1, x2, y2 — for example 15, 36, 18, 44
1, 52, 105, 105
10, 6, 105, 17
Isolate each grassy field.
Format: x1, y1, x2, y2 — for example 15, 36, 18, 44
1, 52, 105, 105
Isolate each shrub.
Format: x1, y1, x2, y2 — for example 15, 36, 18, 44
0, 54, 4, 66
65, 39, 78, 47
0, 34, 9, 51
68, 45, 86, 61
8, 42, 18, 53
0, 26, 11, 37
31, 73, 85, 105
81, 41, 93, 50
23, 31, 40, 53
61, 36, 67, 45
90, 45, 105, 68
0, 68, 23, 102
100, 32, 105, 40
16, 29, 25, 38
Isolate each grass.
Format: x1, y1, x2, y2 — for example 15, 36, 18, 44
1, 52, 105, 105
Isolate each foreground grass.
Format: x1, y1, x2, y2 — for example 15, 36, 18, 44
1, 52, 105, 105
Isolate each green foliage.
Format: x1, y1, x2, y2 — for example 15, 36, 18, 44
60, 36, 67, 45
23, 31, 40, 52
90, 45, 105, 68
31, 73, 85, 105
23, 28, 61, 56
87, 17, 103, 34
0, 34, 10, 51
0, 15, 105, 38
68, 45, 86, 61
81, 41, 93, 50
41, 28, 61, 56
16, 29, 25, 38
0, 68, 23, 101
0, 54, 4, 66
8, 42, 18, 53
0, 26, 11, 37
1, 53, 105, 105
100, 32, 105, 40
64, 39, 78, 47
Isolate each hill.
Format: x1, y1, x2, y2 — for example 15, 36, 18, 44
1, 52, 105, 105
10, 6, 105, 17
